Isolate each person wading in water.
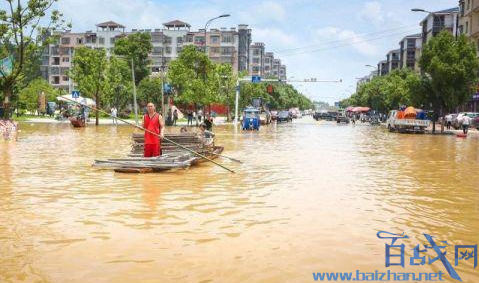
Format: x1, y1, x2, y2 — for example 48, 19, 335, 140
143, 102, 165, 157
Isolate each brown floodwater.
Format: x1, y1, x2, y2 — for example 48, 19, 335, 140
1, 118, 478, 283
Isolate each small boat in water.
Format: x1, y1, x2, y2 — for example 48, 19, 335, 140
69, 116, 85, 128
93, 132, 225, 173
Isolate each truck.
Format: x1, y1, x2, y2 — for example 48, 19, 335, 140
386, 110, 430, 133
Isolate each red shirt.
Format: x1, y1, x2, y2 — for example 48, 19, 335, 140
143, 113, 161, 145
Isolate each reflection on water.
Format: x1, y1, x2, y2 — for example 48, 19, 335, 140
1, 119, 478, 282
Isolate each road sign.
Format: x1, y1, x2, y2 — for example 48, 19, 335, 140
0, 55, 14, 76
251, 76, 261, 83
163, 83, 171, 94
71, 90, 80, 98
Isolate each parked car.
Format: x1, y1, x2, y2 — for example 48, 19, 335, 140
336, 114, 350, 124
277, 111, 292, 123
474, 116, 479, 130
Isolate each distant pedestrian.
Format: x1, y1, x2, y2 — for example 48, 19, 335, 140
446, 115, 452, 130
167, 109, 173, 125
193, 111, 198, 126
197, 109, 203, 122
111, 107, 118, 125
187, 110, 193, 126
462, 115, 471, 135
173, 109, 178, 126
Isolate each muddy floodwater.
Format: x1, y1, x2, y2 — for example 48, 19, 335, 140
1, 117, 479, 283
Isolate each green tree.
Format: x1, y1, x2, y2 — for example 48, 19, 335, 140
113, 32, 153, 86
418, 31, 479, 133
137, 77, 162, 108
18, 78, 58, 113
69, 47, 108, 125
168, 45, 218, 106
0, 0, 68, 119
103, 56, 132, 110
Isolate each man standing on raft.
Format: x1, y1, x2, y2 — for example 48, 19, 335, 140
143, 102, 165, 157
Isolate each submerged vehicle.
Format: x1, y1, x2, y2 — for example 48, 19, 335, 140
277, 111, 292, 123
242, 107, 260, 130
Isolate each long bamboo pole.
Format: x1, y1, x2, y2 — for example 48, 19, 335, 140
63, 97, 235, 173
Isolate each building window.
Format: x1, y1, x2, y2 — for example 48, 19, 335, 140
165, 47, 171, 54
52, 76, 60, 84
466, 21, 469, 34
62, 57, 70, 63
253, 49, 260, 56
194, 36, 205, 45
110, 38, 116, 44
252, 58, 260, 63
98, 37, 105, 44
210, 36, 220, 44
210, 47, 220, 54
177, 36, 183, 44
152, 34, 162, 42
176, 47, 182, 53
62, 76, 69, 82
76, 38, 83, 44
221, 47, 233, 55
52, 57, 60, 65
61, 37, 70, 45
186, 35, 193, 42
152, 47, 163, 55
467, 0, 470, 10
221, 34, 232, 43
163, 36, 172, 44
252, 66, 260, 73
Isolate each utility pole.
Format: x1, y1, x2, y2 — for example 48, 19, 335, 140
131, 59, 139, 126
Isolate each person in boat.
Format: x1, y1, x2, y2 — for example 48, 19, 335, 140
143, 102, 165, 157
203, 115, 213, 131
198, 123, 215, 147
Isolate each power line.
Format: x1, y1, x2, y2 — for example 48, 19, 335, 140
275, 23, 420, 54
281, 28, 419, 57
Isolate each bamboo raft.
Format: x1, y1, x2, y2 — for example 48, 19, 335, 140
93, 133, 223, 173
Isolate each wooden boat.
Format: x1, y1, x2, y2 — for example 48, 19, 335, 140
93, 130, 225, 173
69, 116, 85, 127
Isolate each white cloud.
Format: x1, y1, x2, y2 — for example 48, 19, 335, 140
57, 0, 170, 31
237, 1, 286, 26
358, 1, 385, 25
253, 28, 296, 48
312, 27, 379, 57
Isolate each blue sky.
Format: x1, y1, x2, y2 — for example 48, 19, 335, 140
56, 0, 458, 104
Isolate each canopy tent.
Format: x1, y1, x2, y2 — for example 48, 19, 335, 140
351, 107, 370, 112
403, 107, 417, 119
345, 106, 355, 112
56, 95, 96, 107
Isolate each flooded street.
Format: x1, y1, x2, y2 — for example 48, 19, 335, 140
1, 117, 479, 283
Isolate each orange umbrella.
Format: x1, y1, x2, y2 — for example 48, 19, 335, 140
404, 107, 417, 119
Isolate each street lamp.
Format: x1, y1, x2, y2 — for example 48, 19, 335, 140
411, 8, 442, 36
204, 14, 230, 54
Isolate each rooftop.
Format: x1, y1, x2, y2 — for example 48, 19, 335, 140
163, 20, 191, 28
96, 21, 125, 29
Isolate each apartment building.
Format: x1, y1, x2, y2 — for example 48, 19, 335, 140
249, 42, 265, 76
272, 59, 281, 78
42, 20, 285, 90
41, 31, 86, 90
263, 52, 274, 77
399, 34, 422, 70
458, 0, 479, 111
420, 7, 459, 44
237, 24, 252, 73
279, 65, 287, 81
386, 49, 400, 72
377, 60, 389, 76
459, 0, 479, 54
